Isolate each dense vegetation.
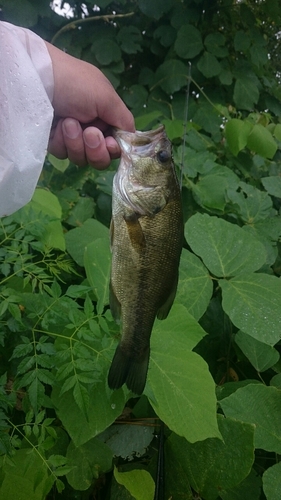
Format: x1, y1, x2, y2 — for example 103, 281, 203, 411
0, 0, 281, 498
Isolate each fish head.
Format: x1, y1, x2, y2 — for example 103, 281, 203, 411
113, 126, 179, 215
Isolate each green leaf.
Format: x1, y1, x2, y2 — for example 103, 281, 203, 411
192, 165, 239, 211
28, 378, 45, 412
65, 218, 108, 267
185, 213, 267, 277
226, 182, 273, 224
233, 77, 259, 110
66, 438, 113, 491
234, 31, 251, 51
167, 415, 255, 500
197, 52, 222, 78
261, 176, 281, 198
220, 469, 262, 500
114, 467, 155, 500
220, 384, 281, 453
28, 189, 65, 250
220, 273, 281, 345
225, 119, 253, 156
154, 25, 176, 48
235, 330, 279, 372
273, 123, 281, 140
204, 33, 227, 57
48, 154, 69, 173
91, 39, 121, 65
155, 59, 188, 94
247, 124, 277, 159
84, 237, 111, 314
175, 24, 204, 59
147, 305, 220, 443
138, 0, 173, 20
97, 424, 154, 461
0, 448, 53, 499
66, 198, 95, 227
135, 111, 163, 130
165, 436, 194, 499
51, 383, 126, 447
263, 462, 281, 500
117, 26, 142, 54
1, 0, 38, 27
176, 249, 213, 320
73, 382, 89, 418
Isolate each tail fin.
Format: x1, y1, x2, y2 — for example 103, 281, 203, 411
108, 344, 150, 395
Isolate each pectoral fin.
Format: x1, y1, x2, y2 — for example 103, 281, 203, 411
157, 273, 179, 320
124, 213, 146, 253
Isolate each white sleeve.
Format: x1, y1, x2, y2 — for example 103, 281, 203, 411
0, 21, 54, 217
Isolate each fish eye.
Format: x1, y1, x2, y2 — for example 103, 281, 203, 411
157, 150, 170, 164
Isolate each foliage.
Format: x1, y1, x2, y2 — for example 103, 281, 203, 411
1, 0, 281, 499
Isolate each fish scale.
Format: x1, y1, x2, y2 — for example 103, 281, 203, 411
108, 126, 183, 394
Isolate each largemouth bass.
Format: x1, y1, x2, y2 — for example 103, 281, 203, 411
108, 125, 183, 394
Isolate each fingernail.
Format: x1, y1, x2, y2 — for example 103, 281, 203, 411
84, 130, 101, 149
63, 119, 80, 139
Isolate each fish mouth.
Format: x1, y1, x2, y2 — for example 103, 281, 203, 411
113, 125, 166, 157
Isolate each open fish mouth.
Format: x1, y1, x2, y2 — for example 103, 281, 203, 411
113, 126, 166, 157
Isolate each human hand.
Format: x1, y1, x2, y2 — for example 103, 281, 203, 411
45, 42, 135, 169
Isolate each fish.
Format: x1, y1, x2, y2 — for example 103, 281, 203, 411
108, 125, 183, 394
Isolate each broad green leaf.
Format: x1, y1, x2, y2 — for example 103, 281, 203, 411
122, 85, 148, 114
225, 119, 253, 156
138, 0, 173, 20
250, 45, 268, 68
165, 436, 194, 500
91, 39, 121, 65
114, 468, 155, 500
117, 26, 142, 54
204, 33, 227, 57
233, 77, 259, 110
261, 176, 281, 198
48, 153, 69, 173
66, 438, 113, 491
147, 305, 220, 443
192, 103, 222, 137
29, 189, 65, 250
234, 31, 251, 51
262, 462, 281, 500
154, 25, 176, 48
135, 111, 163, 130
0, 448, 53, 499
185, 213, 266, 277
226, 182, 273, 224
247, 124, 277, 159
97, 424, 154, 460
197, 52, 221, 78
162, 119, 185, 141
220, 273, 281, 345
51, 383, 126, 447
273, 123, 281, 140
235, 330, 279, 372
155, 59, 188, 94
220, 384, 281, 453
1, 0, 38, 27
176, 249, 213, 320
192, 165, 239, 211
175, 24, 203, 59
220, 469, 262, 500
84, 237, 111, 314
66, 198, 95, 227
167, 415, 255, 500
65, 219, 108, 267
